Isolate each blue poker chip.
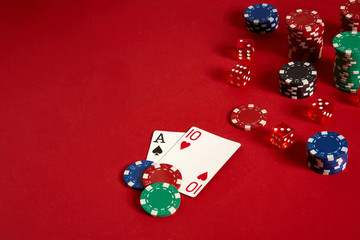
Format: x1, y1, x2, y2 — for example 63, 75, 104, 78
246, 25, 279, 34
245, 19, 279, 28
308, 161, 347, 175
307, 157, 347, 171
307, 152, 348, 167
123, 160, 154, 189
307, 131, 348, 160
246, 21, 279, 30
244, 3, 279, 25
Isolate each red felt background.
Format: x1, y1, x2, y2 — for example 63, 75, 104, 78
0, 0, 360, 239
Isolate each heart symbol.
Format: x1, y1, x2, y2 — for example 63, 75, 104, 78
197, 172, 208, 181
180, 141, 190, 150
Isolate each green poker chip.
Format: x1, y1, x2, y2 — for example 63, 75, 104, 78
140, 182, 181, 217
333, 31, 360, 93
333, 31, 360, 54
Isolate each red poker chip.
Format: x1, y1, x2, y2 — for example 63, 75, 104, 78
142, 163, 182, 189
285, 9, 323, 32
286, 9, 324, 62
340, 0, 360, 21
230, 104, 268, 131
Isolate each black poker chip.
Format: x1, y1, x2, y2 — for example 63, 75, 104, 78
279, 61, 317, 99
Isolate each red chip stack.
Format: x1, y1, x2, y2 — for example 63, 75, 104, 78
340, 0, 360, 32
285, 9, 324, 63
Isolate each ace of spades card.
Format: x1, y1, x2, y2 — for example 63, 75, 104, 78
146, 131, 185, 162
158, 126, 241, 197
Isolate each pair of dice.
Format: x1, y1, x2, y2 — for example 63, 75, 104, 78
270, 99, 334, 150
227, 39, 254, 87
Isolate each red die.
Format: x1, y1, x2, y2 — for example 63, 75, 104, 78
237, 39, 254, 61
308, 98, 333, 124
227, 64, 251, 87
270, 123, 295, 150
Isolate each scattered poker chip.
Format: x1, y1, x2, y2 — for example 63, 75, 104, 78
123, 160, 154, 189
333, 31, 360, 93
143, 163, 182, 189
140, 182, 181, 217
244, 3, 279, 34
285, 9, 324, 62
307, 131, 348, 175
230, 104, 268, 131
340, 0, 360, 32
278, 61, 317, 99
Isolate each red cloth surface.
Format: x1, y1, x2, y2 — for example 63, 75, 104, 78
0, 0, 359, 239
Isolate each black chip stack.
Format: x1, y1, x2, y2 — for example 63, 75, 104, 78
278, 61, 317, 99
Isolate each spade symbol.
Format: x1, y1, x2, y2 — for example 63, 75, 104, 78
152, 146, 163, 156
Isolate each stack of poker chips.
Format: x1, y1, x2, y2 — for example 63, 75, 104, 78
278, 61, 317, 99
333, 31, 360, 93
340, 0, 360, 32
286, 9, 324, 62
307, 131, 348, 175
244, 3, 279, 34
124, 161, 182, 217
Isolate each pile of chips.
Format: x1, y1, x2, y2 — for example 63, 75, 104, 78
333, 31, 360, 93
340, 0, 360, 32
124, 160, 183, 217
279, 61, 317, 99
244, 3, 279, 34
230, 104, 268, 131
286, 9, 324, 62
307, 132, 348, 175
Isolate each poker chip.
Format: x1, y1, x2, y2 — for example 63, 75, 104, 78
340, 0, 360, 32
333, 31, 360, 93
143, 163, 182, 189
123, 160, 154, 189
307, 131, 349, 175
140, 182, 181, 217
230, 104, 268, 130
286, 9, 324, 62
244, 3, 279, 34
278, 61, 317, 99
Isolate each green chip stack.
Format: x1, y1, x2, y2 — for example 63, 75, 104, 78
333, 31, 360, 93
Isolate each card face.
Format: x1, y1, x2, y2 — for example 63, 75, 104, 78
146, 131, 185, 162
158, 126, 241, 197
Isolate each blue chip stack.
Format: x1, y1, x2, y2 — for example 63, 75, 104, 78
244, 3, 279, 34
307, 131, 348, 175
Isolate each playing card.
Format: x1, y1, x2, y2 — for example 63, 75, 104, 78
158, 126, 241, 197
146, 131, 185, 162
